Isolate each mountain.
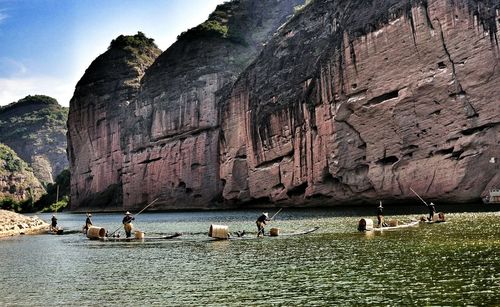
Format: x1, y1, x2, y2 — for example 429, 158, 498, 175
0, 95, 68, 184
68, 0, 499, 211
0, 143, 44, 203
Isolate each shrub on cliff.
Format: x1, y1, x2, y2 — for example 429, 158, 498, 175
34, 169, 70, 211
0, 144, 26, 172
109, 31, 157, 50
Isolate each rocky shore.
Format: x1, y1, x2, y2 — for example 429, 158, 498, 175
0, 209, 49, 238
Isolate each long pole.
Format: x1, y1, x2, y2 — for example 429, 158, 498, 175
409, 187, 429, 207
108, 198, 159, 236
270, 208, 283, 220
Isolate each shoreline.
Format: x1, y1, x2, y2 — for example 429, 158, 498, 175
0, 209, 49, 238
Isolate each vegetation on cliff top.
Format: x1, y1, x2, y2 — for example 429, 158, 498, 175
0, 95, 68, 146
177, 2, 246, 45
108, 31, 161, 64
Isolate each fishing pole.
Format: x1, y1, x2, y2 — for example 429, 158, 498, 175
409, 187, 429, 207
108, 198, 159, 236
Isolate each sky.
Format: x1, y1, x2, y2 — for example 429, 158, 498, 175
0, 0, 225, 107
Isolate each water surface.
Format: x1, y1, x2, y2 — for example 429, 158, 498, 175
1, 206, 498, 306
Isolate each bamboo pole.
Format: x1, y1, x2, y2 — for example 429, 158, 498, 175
108, 198, 159, 236
409, 187, 429, 207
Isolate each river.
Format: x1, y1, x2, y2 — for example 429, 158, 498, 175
0, 206, 498, 306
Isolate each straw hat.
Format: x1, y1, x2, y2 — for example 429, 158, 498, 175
125, 211, 131, 215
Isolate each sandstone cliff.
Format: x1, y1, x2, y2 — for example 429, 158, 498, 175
220, 0, 500, 205
67, 32, 162, 210
0, 95, 68, 183
0, 144, 44, 202
69, 0, 499, 211
68, 1, 303, 211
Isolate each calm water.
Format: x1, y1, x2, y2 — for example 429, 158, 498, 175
0, 206, 499, 306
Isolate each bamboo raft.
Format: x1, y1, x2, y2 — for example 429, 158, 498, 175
98, 232, 182, 242
372, 220, 419, 231
210, 226, 320, 241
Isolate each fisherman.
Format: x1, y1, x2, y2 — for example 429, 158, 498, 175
122, 211, 135, 238
256, 212, 270, 237
376, 201, 384, 227
428, 202, 436, 221
83, 213, 93, 234
51, 215, 58, 231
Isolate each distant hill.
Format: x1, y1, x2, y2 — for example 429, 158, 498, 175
0, 95, 68, 183
0, 143, 44, 204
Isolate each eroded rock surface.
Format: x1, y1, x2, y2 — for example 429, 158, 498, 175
220, 0, 500, 205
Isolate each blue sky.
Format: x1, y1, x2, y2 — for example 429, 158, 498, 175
0, 0, 225, 107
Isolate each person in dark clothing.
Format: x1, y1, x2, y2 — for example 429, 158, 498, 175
376, 201, 384, 227
83, 213, 93, 234
51, 215, 57, 230
256, 212, 270, 237
428, 202, 436, 221
122, 211, 135, 238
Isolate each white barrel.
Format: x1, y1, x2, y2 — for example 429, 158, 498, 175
358, 218, 373, 231
86, 226, 106, 239
135, 231, 144, 239
270, 228, 280, 236
208, 224, 229, 239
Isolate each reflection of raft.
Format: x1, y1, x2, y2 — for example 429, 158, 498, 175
98, 232, 182, 242
372, 220, 419, 231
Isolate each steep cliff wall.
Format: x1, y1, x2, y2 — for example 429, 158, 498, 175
0, 95, 68, 183
67, 33, 161, 210
220, 0, 500, 205
119, 0, 303, 210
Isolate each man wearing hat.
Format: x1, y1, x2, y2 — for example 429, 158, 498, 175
83, 213, 93, 234
428, 202, 436, 221
376, 201, 384, 227
122, 212, 135, 238
256, 212, 270, 237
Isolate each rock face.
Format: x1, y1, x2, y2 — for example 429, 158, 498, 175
0, 95, 68, 183
69, 1, 303, 211
67, 32, 162, 210
220, 0, 500, 205
69, 0, 499, 211
0, 144, 44, 202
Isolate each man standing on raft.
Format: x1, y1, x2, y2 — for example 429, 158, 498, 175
256, 212, 270, 237
122, 212, 135, 238
376, 201, 384, 227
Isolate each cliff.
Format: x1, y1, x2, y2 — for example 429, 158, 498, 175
69, 0, 499, 211
0, 95, 68, 183
68, 1, 304, 211
67, 32, 161, 210
0, 144, 44, 203
220, 0, 500, 205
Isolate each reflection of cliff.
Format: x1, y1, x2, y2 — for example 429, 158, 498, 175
69, 0, 499, 211
0, 95, 68, 184
220, 0, 500, 205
